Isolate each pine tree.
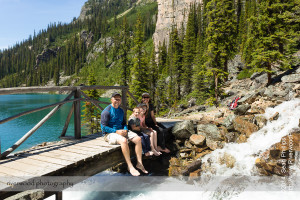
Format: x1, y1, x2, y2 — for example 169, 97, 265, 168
82, 71, 101, 134
149, 45, 158, 102
54, 66, 60, 86
168, 27, 183, 103
156, 41, 168, 112
203, 0, 237, 105
129, 13, 149, 106
246, 0, 300, 85
103, 37, 107, 67
182, 4, 197, 96
193, 1, 208, 102
120, 17, 131, 86
241, 0, 257, 64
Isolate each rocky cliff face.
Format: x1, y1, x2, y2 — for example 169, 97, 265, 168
153, 0, 202, 52
78, 0, 101, 21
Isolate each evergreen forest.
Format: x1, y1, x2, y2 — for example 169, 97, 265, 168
0, 0, 299, 114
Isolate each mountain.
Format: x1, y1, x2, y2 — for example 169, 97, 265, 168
0, 0, 299, 112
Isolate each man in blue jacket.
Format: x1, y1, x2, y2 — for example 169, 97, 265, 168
101, 92, 147, 176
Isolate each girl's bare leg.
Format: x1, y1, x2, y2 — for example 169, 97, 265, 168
153, 131, 162, 154
149, 132, 161, 156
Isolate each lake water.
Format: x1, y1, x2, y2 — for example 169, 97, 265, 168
0, 94, 108, 154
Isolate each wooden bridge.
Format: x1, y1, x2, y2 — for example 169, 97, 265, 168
0, 86, 177, 200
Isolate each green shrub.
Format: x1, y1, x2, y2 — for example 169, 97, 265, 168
237, 68, 253, 80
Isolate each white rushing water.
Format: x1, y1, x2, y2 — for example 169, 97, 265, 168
201, 98, 300, 177
47, 99, 300, 200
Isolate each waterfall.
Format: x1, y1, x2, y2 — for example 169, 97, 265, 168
201, 98, 300, 177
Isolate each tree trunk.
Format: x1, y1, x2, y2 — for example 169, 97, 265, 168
214, 71, 219, 107
267, 62, 272, 85
224, 59, 228, 82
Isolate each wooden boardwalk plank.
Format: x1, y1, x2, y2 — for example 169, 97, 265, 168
15, 157, 63, 169
58, 145, 111, 156
74, 142, 117, 149
0, 160, 56, 176
22, 142, 77, 155
57, 147, 100, 156
0, 172, 27, 191
66, 144, 111, 153
44, 149, 89, 160
0, 165, 35, 177
37, 151, 84, 163
24, 155, 73, 167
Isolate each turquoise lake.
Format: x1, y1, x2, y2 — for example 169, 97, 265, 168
0, 94, 108, 154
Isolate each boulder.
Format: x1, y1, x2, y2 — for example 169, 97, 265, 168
274, 90, 289, 97
168, 166, 184, 176
189, 169, 202, 180
254, 115, 268, 128
250, 72, 264, 80
238, 92, 259, 104
255, 73, 268, 82
206, 138, 225, 150
195, 105, 207, 112
188, 98, 197, 107
233, 116, 259, 137
228, 54, 244, 80
225, 90, 236, 97
195, 146, 209, 153
222, 114, 236, 130
184, 140, 193, 148
172, 120, 195, 139
275, 129, 300, 151
197, 124, 223, 141
255, 158, 288, 176
219, 126, 228, 137
195, 150, 212, 159
236, 134, 247, 143
189, 134, 206, 146
269, 112, 280, 121
249, 106, 265, 114
282, 74, 300, 83
224, 132, 239, 143
219, 153, 236, 168
269, 149, 281, 159
169, 157, 180, 166
293, 84, 300, 91
264, 86, 274, 98
214, 112, 224, 119
181, 160, 202, 176
234, 104, 251, 115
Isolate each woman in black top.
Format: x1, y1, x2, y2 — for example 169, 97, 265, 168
141, 93, 170, 153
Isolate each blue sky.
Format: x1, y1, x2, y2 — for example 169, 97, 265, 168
0, 0, 87, 50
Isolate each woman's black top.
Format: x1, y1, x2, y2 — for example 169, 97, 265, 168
145, 103, 155, 127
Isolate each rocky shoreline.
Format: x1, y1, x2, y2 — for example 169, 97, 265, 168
166, 66, 300, 179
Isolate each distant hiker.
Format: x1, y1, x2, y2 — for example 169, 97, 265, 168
138, 103, 162, 156
101, 92, 148, 176
140, 92, 170, 153
128, 107, 153, 157
228, 96, 241, 110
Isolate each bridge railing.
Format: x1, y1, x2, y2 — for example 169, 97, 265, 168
0, 86, 139, 159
